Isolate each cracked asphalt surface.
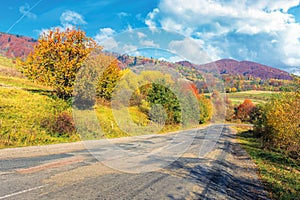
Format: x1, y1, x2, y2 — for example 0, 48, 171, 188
0, 125, 269, 199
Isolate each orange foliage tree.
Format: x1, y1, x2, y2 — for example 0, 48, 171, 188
17, 28, 97, 99
236, 99, 255, 122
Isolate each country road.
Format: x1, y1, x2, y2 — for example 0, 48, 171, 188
0, 125, 269, 200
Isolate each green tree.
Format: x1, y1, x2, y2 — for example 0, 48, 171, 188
146, 81, 181, 124
17, 28, 97, 99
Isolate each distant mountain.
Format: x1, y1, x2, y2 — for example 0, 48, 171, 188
177, 59, 293, 80
0, 32, 36, 58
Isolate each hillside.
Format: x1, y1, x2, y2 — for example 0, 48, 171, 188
177, 59, 292, 80
0, 32, 36, 58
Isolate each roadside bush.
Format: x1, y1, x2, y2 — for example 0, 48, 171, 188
253, 92, 300, 159
41, 111, 77, 137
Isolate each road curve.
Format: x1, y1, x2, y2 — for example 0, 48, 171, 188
0, 125, 269, 199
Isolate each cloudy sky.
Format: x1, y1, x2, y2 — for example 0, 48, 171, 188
1, 0, 300, 74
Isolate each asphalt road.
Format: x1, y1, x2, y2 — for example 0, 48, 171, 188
0, 125, 269, 200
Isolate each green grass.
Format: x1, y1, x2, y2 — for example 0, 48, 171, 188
227, 90, 277, 105
0, 75, 52, 91
236, 127, 300, 200
0, 87, 78, 148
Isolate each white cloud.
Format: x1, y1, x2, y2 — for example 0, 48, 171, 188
94, 28, 118, 50
137, 32, 147, 39
289, 67, 300, 76
158, 55, 182, 63
19, 3, 37, 19
160, 18, 193, 36
280, 23, 300, 66
60, 10, 86, 26
145, 8, 160, 32
144, 0, 300, 67
140, 40, 159, 48
157, 0, 296, 35
250, 0, 300, 12
168, 38, 212, 64
127, 24, 133, 32
122, 44, 137, 53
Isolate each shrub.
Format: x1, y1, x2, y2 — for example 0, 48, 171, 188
253, 92, 300, 159
41, 111, 76, 137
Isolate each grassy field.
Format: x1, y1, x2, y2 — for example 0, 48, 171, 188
236, 126, 300, 199
226, 90, 277, 105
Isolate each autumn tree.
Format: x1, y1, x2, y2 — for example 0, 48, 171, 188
73, 50, 122, 108
254, 92, 300, 158
96, 58, 121, 101
146, 80, 181, 124
236, 99, 255, 122
198, 94, 212, 124
17, 28, 97, 99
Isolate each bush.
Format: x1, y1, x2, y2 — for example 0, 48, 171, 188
253, 92, 300, 159
41, 111, 76, 137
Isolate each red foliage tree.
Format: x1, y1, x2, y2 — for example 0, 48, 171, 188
236, 99, 255, 122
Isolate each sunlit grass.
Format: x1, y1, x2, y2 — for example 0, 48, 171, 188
0, 87, 77, 148
236, 127, 300, 199
0, 75, 52, 91
227, 90, 277, 105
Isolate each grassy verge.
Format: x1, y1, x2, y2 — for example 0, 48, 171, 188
74, 104, 185, 140
236, 127, 300, 199
0, 85, 194, 147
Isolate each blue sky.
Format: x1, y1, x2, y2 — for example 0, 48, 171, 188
1, 0, 300, 74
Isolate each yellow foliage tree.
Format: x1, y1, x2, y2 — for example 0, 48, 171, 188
254, 91, 300, 158
17, 28, 97, 99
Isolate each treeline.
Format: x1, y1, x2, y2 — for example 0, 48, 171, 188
114, 54, 297, 94
194, 75, 296, 94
